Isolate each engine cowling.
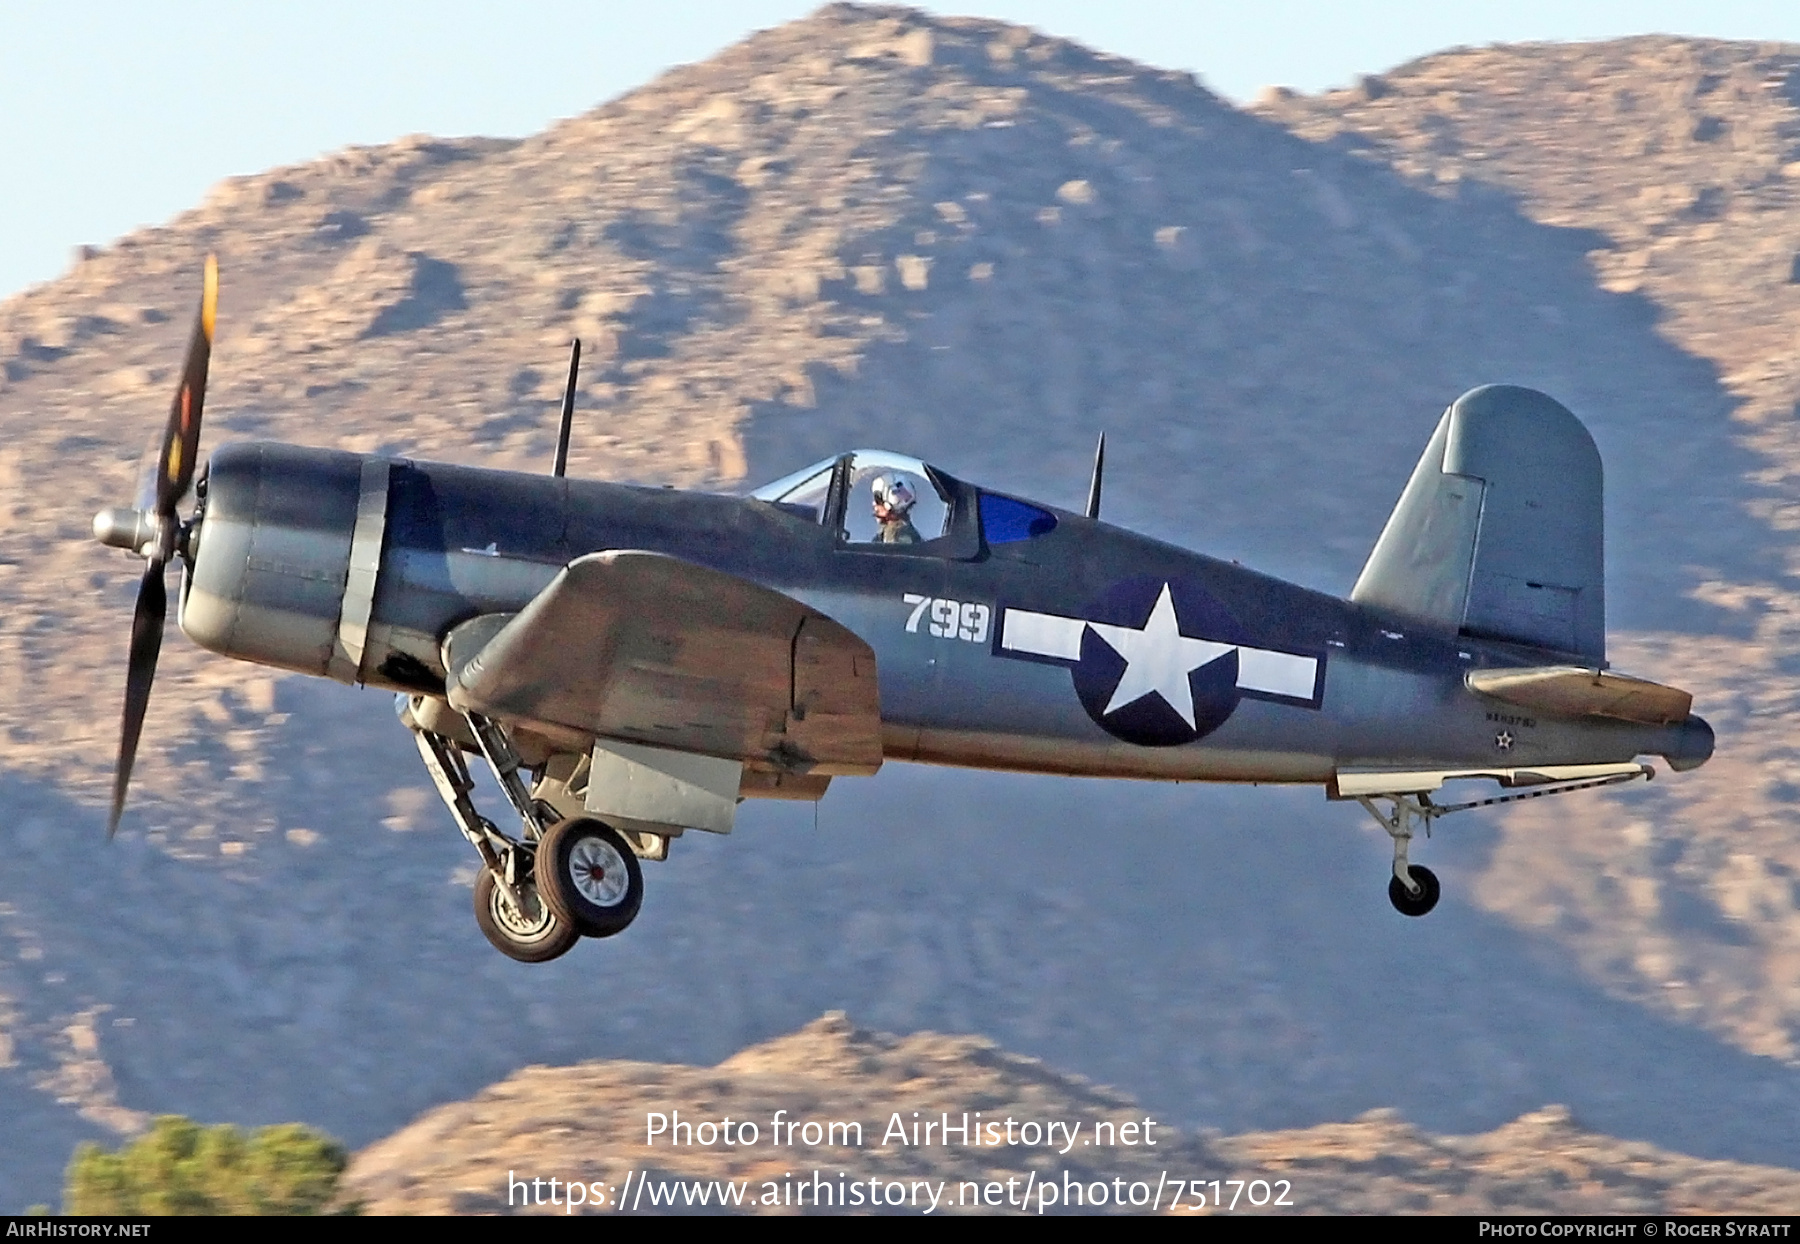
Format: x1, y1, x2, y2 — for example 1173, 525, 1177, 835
180, 442, 367, 679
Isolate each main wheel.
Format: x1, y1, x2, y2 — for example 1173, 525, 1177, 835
536, 818, 644, 938
473, 866, 580, 962
1388, 864, 1441, 917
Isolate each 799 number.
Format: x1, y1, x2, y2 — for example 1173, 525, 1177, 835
903, 594, 991, 643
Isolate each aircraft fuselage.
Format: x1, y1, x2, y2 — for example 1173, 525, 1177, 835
178, 443, 1706, 786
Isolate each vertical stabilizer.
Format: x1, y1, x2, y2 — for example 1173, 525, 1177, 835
1351, 385, 1604, 660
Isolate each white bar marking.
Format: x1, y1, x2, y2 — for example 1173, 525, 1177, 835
1235, 648, 1317, 700
1001, 609, 1087, 660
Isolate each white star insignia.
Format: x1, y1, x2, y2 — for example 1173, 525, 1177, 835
997, 589, 1322, 715
1086, 583, 1234, 728
1495, 731, 1514, 751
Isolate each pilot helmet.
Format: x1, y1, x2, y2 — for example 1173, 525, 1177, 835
871, 473, 917, 515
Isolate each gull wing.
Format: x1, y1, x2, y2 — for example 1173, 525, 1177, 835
443, 550, 881, 775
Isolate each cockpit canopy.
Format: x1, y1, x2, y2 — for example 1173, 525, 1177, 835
751, 450, 1059, 553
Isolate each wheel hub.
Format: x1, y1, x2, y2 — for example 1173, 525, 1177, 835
494, 882, 553, 937
570, 836, 629, 907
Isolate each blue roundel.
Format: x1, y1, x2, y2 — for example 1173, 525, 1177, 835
1070, 576, 1248, 747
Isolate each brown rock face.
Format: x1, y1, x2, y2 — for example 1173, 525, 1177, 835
4, 2, 1800, 1215
338, 1015, 1800, 1215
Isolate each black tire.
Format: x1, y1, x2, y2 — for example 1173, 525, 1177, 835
1388, 864, 1441, 917
536, 818, 644, 938
473, 866, 580, 962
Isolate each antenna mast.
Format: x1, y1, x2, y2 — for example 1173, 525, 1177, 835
551, 339, 581, 478
1085, 432, 1106, 520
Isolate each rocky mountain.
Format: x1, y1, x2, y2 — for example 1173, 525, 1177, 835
339, 1014, 1800, 1215
2, 2, 1799, 1213
1254, 35, 1800, 1069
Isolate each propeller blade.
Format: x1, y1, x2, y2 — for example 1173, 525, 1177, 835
135, 430, 202, 517
154, 254, 217, 517
108, 560, 168, 838
102, 256, 218, 838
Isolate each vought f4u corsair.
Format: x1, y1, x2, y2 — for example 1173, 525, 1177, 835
94, 260, 1713, 961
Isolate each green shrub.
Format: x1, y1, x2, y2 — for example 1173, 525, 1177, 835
64, 1115, 350, 1215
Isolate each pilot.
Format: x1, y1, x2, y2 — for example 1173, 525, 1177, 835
871, 473, 922, 544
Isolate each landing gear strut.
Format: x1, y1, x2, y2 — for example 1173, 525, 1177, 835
403, 704, 596, 962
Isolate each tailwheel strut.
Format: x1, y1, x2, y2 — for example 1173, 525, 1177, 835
1355, 793, 1442, 918
1351, 766, 1653, 918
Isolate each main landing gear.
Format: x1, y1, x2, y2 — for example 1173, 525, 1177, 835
536, 816, 643, 938
406, 706, 647, 962
473, 863, 575, 964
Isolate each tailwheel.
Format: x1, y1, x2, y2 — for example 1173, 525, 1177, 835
473, 865, 580, 962
1388, 864, 1441, 918
537, 818, 644, 938
1355, 794, 1443, 918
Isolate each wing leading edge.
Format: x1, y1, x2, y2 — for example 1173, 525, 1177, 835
442, 550, 882, 776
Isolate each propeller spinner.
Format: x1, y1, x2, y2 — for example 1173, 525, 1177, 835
93, 255, 217, 837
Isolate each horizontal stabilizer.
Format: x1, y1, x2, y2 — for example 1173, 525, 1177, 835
443, 550, 882, 775
1466, 666, 1692, 726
